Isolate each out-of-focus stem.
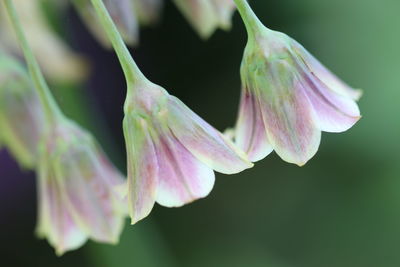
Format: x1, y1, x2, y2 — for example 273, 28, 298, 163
3, 0, 63, 126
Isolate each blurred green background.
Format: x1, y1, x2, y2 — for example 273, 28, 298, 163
1, 0, 399, 266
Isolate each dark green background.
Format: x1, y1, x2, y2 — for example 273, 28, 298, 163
1, 0, 399, 266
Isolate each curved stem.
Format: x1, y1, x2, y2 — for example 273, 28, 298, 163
90, 0, 146, 87
4, 0, 63, 125
233, 0, 265, 38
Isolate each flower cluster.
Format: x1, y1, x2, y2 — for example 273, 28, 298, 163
0, 0, 361, 256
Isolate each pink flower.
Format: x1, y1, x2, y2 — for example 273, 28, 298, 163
235, 27, 361, 166
36, 119, 127, 255
123, 80, 253, 224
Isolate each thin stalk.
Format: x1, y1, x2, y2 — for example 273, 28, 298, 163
90, 0, 146, 87
233, 0, 265, 38
4, 0, 63, 125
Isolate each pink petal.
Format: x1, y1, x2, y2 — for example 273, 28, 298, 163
124, 115, 158, 224
54, 145, 125, 244
300, 71, 361, 133
289, 42, 361, 132
154, 128, 215, 208
257, 60, 321, 166
166, 96, 253, 174
36, 165, 87, 256
235, 89, 273, 162
292, 41, 362, 101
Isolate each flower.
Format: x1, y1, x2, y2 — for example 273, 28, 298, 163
36, 118, 127, 255
0, 0, 88, 83
123, 79, 253, 224
0, 53, 44, 168
173, 0, 236, 38
234, 25, 361, 166
73, 0, 139, 46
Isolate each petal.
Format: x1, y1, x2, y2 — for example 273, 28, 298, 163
173, 0, 219, 38
300, 71, 361, 133
235, 89, 273, 162
54, 143, 125, 244
154, 129, 215, 208
256, 60, 321, 166
210, 0, 236, 29
36, 162, 87, 256
292, 41, 362, 100
166, 96, 253, 174
124, 115, 158, 224
104, 0, 139, 45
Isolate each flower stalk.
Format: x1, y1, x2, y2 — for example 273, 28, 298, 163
233, 0, 265, 38
90, 0, 146, 86
3, 0, 63, 126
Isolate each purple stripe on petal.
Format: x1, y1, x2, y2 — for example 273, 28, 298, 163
36, 166, 87, 256
155, 129, 215, 208
235, 89, 273, 162
124, 116, 158, 224
292, 41, 362, 101
257, 60, 321, 166
166, 96, 252, 174
300, 72, 361, 133
54, 145, 125, 244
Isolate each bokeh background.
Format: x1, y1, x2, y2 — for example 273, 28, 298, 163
1, 0, 400, 266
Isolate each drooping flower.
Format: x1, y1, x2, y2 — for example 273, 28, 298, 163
3, 0, 128, 255
73, 0, 139, 46
0, 0, 88, 83
124, 79, 253, 224
173, 0, 236, 39
0, 53, 44, 169
233, 0, 361, 165
87, 0, 252, 224
36, 118, 127, 255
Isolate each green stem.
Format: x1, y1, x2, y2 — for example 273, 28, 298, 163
90, 0, 146, 87
3, 0, 63, 125
233, 0, 265, 38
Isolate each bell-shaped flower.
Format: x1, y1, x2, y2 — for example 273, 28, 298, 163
123, 79, 253, 224
36, 118, 127, 255
173, 0, 236, 39
233, 1, 361, 166
0, 54, 44, 168
133, 0, 163, 26
73, 0, 139, 46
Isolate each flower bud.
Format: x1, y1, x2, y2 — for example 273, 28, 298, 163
123, 79, 252, 224
36, 118, 127, 255
235, 26, 361, 166
0, 54, 45, 169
